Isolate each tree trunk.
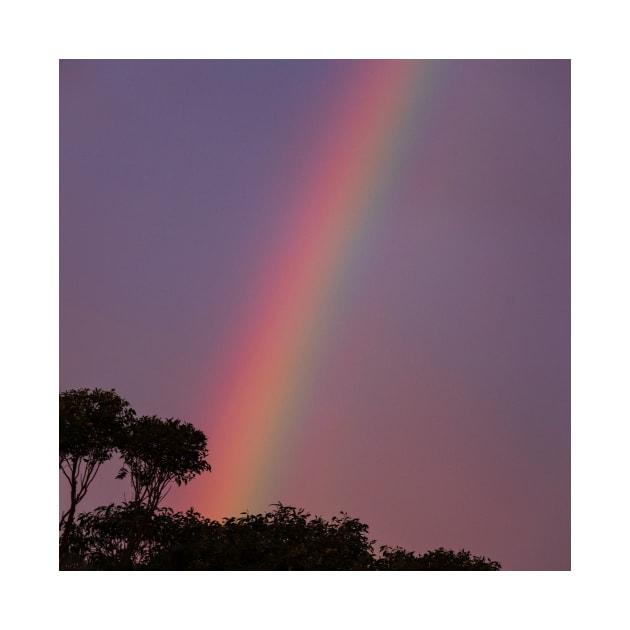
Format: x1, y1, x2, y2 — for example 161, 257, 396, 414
59, 473, 78, 559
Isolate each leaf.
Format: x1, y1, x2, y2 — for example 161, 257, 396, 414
115, 467, 127, 480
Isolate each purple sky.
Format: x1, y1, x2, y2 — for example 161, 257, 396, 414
60, 59, 570, 570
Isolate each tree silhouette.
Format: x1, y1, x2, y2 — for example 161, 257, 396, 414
116, 415, 211, 513
373, 545, 502, 571
113, 415, 211, 566
64, 502, 502, 571
59, 388, 135, 555
60, 387, 501, 571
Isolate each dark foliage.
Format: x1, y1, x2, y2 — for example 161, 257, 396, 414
172, 504, 377, 571
59, 389, 211, 566
116, 415, 211, 512
59, 388, 136, 553
63, 502, 501, 571
60, 387, 501, 571
373, 545, 502, 571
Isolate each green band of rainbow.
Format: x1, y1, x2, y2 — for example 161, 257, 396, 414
198, 61, 437, 519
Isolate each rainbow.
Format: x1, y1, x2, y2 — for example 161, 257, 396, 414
198, 60, 438, 519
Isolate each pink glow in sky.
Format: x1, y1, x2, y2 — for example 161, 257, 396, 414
60, 59, 570, 570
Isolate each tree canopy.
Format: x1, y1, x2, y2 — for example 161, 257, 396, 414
116, 415, 211, 512
59, 387, 501, 571
63, 502, 501, 571
59, 389, 211, 566
59, 388, 135, 553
